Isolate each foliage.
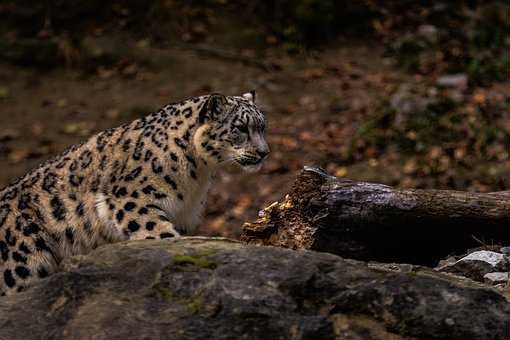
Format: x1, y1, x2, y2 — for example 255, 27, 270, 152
253, 0, 378, 49
385, 1, 510, 84
349, 85, 510, 188
2, 0, 510, 84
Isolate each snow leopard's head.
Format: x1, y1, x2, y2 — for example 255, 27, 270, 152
195, 91, 269, 171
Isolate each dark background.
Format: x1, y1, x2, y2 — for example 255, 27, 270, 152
1, 0, 510, 236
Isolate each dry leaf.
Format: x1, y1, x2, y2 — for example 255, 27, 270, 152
62, 122, 94, 136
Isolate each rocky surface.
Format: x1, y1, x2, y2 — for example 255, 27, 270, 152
484, 272, 509, 285
436, 74, 468, 90
0, 238, 509, 340
434, 248, 510, 298
438, 250, 510, 282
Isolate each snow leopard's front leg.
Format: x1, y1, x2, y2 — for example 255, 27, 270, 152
96, 192, 180, 241
123, 203, 180, 240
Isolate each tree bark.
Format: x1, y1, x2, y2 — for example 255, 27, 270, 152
240, 166, 510, 265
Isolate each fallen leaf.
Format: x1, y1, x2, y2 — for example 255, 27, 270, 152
335, 167, 348, 177
403, 159, 417, 174
232, 194, 252, 218
0, 87, 10, 99
106, 109, 120, 119
8, 149, 30, 163
56, 99, 68, 108
61, 122, 94, 136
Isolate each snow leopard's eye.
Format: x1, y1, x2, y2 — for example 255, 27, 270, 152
234, 124, 249, 134
238, 125, 249, 134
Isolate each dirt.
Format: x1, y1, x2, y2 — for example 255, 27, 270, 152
0, 38, 474, 238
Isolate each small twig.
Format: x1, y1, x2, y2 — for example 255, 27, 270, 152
471, 234, 487, 247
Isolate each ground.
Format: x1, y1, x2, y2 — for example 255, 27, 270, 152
1, 35, 509, 237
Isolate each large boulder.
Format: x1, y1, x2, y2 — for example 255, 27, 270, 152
0, 238, 509, 340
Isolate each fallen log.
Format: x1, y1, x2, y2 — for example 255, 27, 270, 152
240, 167, 510, 265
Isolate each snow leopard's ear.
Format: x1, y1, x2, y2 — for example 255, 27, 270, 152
199, 93, 228, 123
242, 90, 256, 103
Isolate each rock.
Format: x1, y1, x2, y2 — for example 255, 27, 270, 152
436, 256, 457, 269
437, 74, 468, 90
0, 129, 19, 142
417, 24, 439, 42
439, 251, 510, 282
1, 238, 510, 340
462, 251, 507, 267
390, 84, 431, 128
484, 272, 509, 285
500, 246, 510, 255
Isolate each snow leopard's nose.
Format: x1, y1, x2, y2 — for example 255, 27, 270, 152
256, 148, 270, 159
252, 132, 269, 159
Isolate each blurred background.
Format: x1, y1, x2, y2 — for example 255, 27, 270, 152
1, 0, 510, 236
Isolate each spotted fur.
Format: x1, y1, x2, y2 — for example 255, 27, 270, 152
0, 92, 269, 296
